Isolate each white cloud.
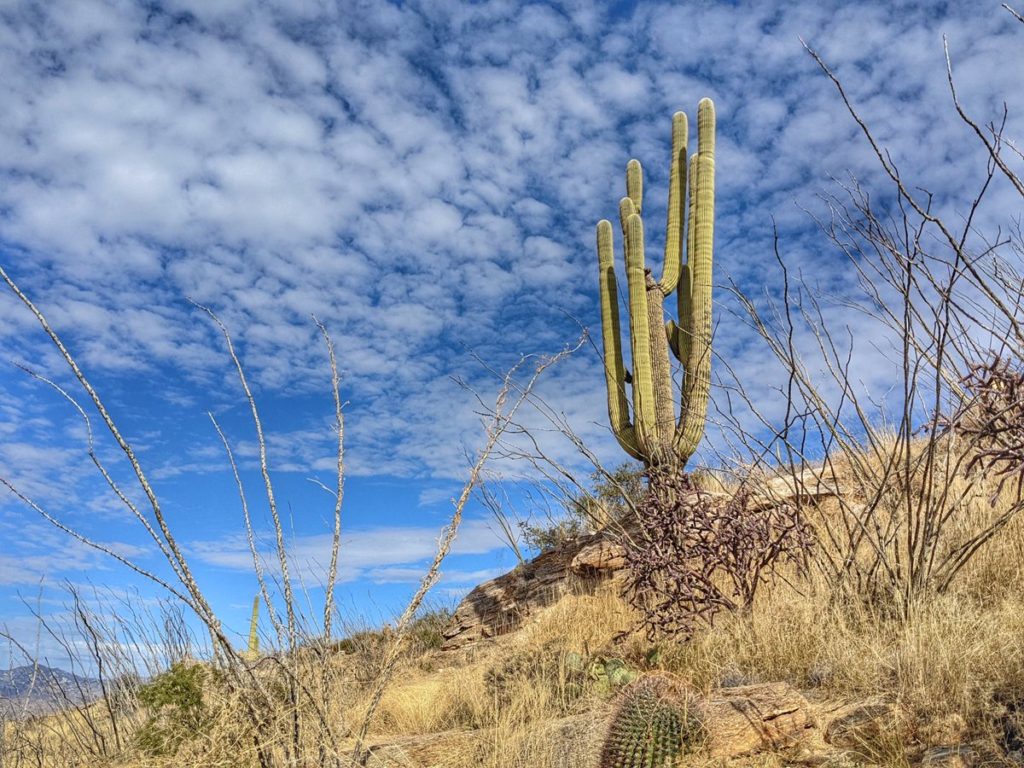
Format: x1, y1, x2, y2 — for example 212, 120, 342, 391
1, 0, 1022, 659
0, 519, 148, 587
188, 516, 507, 585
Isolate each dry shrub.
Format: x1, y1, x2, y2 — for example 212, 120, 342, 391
623, 475, 815, 640
948, 357, 1024, 498
651, 511, 1024, 742
518, 588, 636, 653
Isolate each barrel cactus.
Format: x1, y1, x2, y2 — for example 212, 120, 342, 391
596, 100, 716, 473
599, 674, 705, 768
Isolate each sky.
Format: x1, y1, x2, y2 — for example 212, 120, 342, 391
0, 0, 1021, 670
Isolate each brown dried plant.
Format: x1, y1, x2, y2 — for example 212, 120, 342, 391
622, 474, 814, 639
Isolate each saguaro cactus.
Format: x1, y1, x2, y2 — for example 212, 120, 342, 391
597, 99, 716, 471
244, 595, 260, 660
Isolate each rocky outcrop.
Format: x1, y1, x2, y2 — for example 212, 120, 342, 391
440, 523, 633, 650
442, 471, 843, 651
751, 469, 846, 509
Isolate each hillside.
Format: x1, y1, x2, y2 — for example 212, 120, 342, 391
6, 457, 1024, 766
0, 665, 100, 717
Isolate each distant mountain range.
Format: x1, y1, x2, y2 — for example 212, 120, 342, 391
0, 665, 101, 717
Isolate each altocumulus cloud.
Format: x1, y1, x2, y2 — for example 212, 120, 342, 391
188, 518, 507, 586
0, 0, 1021, 653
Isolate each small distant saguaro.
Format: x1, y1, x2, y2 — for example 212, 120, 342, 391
245, 595, 260, 660
596, 99, 716, 475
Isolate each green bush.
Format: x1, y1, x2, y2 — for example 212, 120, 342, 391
135, 661, 211, 756
408, 606, 453, 653
518, 517, 588, 553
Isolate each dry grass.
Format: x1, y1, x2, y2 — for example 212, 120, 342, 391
8, 444, 1024, 767
637, 443, 1024, 762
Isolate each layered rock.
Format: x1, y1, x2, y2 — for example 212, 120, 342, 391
440, 522, 634, 650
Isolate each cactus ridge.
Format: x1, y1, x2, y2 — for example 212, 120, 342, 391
596, 100, 716, 471
599, 674, 704, 768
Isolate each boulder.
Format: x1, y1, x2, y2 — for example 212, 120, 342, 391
920, 745, 979, 768
440, 524, 631, 650
701, 682, 816, 757
824, 700, 902, 749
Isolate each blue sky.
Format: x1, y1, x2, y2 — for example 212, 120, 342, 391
0, 0, 1021, 667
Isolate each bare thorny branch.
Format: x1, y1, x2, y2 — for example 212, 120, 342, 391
719, 22, 1024, 610
350, 341, 578, 763
0, 270, 350, 766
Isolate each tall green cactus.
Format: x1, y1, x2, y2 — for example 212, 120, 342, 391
597, 100, 716, 471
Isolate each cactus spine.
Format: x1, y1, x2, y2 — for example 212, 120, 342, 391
599, 674, 704, 768
597, 100, 716, 471
244, 595, 259, 660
